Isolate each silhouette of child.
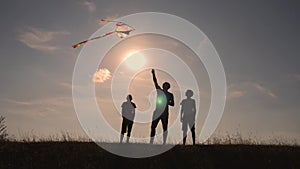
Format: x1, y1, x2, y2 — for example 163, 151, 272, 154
150, 69, 174, 144
180, 90, 196, 145
120, 94, 136, 143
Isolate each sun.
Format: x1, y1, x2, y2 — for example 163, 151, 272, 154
124, 51, 146, 70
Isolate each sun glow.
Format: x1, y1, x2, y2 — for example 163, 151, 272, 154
124, 51, 146, 70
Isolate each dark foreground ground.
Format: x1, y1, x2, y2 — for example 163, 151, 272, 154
0, 142, 299, 169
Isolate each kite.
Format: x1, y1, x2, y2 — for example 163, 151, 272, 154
72, 19, 135, 49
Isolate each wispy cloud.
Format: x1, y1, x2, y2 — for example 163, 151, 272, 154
251, 83, 278, 99
289, 74, 300, 81
295, 75, 300, 81
228, 82, 278, 99
93, 68, 112, 83
18, 26, 69, 52
227, 90, 246, 99
1, 97, 79, 135
59, 82, 73, 89
82, 1, 96, 13
2, 97, 73, 119
4, 97, 71, 107
4, 99, 33, 106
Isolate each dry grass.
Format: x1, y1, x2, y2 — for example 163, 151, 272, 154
3, 130, 298, 147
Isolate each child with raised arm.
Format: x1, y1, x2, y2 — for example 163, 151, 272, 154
150, 69, 174, 144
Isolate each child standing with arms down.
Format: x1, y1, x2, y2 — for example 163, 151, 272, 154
120, 94, 136, 143
180, 90, 196, 145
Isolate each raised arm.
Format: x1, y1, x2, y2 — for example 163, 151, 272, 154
151, 69, 160, 89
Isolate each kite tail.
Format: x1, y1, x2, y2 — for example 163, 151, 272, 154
101, 19, 118, 23
72, 31, 116, 49
72, 40, 88, 49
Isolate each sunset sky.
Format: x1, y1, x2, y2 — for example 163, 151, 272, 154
0, 0, 299, 142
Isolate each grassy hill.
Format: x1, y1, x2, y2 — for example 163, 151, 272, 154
0, 142, 299, 169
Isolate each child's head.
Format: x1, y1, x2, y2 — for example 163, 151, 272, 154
185, 90, 193, 98
126, 94, 133, 101
162, 82, 170, 91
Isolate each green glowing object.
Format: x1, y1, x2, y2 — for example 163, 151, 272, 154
157, 96, 166, 106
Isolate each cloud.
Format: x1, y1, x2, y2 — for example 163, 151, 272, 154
228, 82, 278, 99
59, 82, 72, 89
82, 1, 96, 13
18, 26, 69, 52
2, 97, 73, 119
228, 90, 246, 99
1, 97, 81, 136
4, 97, 71, 107
289, 74, 300, 81
294, 74, 300, 80
4, 99, 33, 106
251, 83, 278, 99
93, 68, 112, 83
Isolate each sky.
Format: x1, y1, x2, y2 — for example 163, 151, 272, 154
0, 0, 299, 143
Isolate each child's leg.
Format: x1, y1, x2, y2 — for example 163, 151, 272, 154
127, 121, 133, 137
120, 118, 127, 143
150, 117, 160, 144
161, 116, 169, 145
190, 124, 196, 145
126, 121, 133, 143
182, 120, 188, 145
183, 130, 187, 145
